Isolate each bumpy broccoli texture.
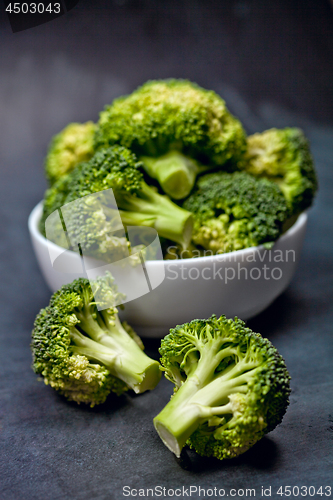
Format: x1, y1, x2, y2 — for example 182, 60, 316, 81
153, 315, 291, 460
241, 128, 318, 216
31, 274, 161, 407
39, 146, 194, 258
95, 79, 246, 199
183, 171, 289, 254
45, 122, 96, 185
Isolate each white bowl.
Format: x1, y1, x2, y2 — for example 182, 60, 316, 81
29, 201, 307, 337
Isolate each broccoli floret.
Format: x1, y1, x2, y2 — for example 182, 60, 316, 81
45, 122, 96, 185
95, 79, 246, 199
40, 146, 194, 257
39, 173, 72, 239
183, 171, 289, 254
31, 274, 161, 407
153, 315, 290, 459
241, 128, 318, 216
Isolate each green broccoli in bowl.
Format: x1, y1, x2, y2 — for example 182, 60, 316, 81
241, 127, 318, 216
45, 122, 96, 185
183, 170, 289, 254
95, 79, 247, 200
39, 146, 194, 258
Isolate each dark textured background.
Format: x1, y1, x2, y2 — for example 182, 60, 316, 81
0, 1, 332, 499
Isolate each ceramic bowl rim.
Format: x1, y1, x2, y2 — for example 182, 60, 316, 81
28, 200, 307, 267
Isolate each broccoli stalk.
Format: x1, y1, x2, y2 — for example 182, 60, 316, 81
69, 307, 160, 394
155, 350, 264, 456
154, 316, 290, 460
115, 180, 193, 247
141, 151, 209, 200
31, 274, 161, 406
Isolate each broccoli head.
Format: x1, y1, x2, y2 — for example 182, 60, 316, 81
154, 315, 290, 459
31, 274, 161, 407
95, 79, 246, 199
183, 171, 289, 254
40, 146, 194, 258
241, 128, 318, 215
45, 122, 96, 185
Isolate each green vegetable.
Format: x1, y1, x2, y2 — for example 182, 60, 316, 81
154, 315, 290, 459
45, 122, 96, 185
183, 171, 289, 254
39, 146, 194, 258
140, 151, 209, 200
39, 173, 73, 245
95, 79, 246, 199
31, 274, 161, 407
241, 128, 318, 215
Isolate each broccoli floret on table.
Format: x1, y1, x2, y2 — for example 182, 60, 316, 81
183, 170, 289, 254
241, 127, 318, 216
31, 274, 161, 407
154, 315, 291, 460
95, 79, 246, 199
45, 122, 96, 185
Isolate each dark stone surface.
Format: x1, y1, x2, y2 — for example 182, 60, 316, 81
0, 1, 332, 499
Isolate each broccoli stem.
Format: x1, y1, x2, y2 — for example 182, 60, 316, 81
69, 314, 161, 393
154, 350, 261, 456
141, 151, 206, 200
114, 181, 193, 248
